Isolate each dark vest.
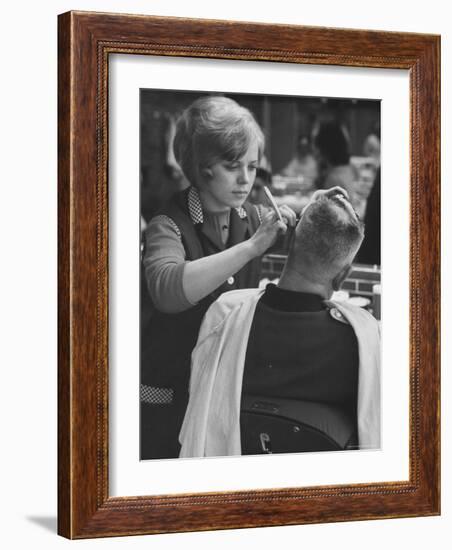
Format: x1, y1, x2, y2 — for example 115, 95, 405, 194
140, 189, 261, 459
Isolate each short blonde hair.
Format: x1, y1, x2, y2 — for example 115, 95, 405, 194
173, 96, 265, 185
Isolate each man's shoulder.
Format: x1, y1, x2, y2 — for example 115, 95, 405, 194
203, 288, 264, 330
195, 288, 264, 346
328, 300, 379, 333
216, 288, 264, 306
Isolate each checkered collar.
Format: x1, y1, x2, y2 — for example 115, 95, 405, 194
188, 186, 247, 225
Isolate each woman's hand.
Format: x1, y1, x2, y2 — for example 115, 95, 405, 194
247, 203, 296, 257
249, 210, 287, 256
278, 204, 297, 227
171, 204, 298, 308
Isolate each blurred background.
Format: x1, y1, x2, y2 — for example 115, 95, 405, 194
140, 90, 381, 315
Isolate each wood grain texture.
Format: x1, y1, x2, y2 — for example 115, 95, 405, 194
57, 10, 72, 539
57, 10, 440, 539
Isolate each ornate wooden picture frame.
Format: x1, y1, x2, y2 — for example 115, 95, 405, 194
58, 11, 440, 538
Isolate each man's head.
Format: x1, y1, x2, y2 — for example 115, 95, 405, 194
285, 187, 365, 293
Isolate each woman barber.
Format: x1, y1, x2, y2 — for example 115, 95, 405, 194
141, 96, 296, 459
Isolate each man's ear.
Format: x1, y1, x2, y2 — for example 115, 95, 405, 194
332, 264, 352, 291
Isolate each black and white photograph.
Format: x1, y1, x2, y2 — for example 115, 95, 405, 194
1, 0, 446, 545
139, 90, 381, 460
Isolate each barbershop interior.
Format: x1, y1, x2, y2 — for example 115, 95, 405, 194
140, 90, 381, 320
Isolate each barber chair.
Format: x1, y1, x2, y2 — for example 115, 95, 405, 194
240, 394, 358, 455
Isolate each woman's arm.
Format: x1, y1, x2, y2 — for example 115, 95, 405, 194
144, 209, 292, 314
182, 211, 285, 305
143, 216, 194, 313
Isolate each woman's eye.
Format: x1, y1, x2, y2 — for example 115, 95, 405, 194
223, 162, 257, 171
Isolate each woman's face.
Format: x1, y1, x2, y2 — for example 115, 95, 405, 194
198, 142, 259, 212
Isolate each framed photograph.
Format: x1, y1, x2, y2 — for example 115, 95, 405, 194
58, 11, 440, 538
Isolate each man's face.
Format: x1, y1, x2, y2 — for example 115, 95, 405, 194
301, 186, 360, 225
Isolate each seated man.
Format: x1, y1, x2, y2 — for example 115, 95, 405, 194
179, 187, 380, 457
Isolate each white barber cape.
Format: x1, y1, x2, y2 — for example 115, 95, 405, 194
179, 288, 380, 458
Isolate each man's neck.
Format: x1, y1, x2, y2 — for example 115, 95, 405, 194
277, 267, 333, 300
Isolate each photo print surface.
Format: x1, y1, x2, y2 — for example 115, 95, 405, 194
139, 89, 381, 461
